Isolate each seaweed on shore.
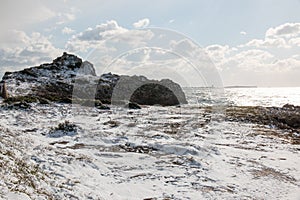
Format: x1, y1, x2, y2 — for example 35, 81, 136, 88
225, 104, 300, 144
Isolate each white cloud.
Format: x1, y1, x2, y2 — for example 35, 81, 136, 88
289, 37, 300, 47
109, 29, 154, 47
206, 33, 300, 86
0, 30, 61, 77
232, 50, 274, 68
211, 48, 292, 86
271, 58, 300, 71
62, 27, 76, 35
240, 31, 247, 35
205, 44, 237, 65
266, 23, 300, 38
65, 20, 127, 52
65, 20, 154, 53
203, 22, 300, 85
206, 23, 300, 86
237, 23, 300, 49
133, 18, 150, 28
243, 37, 289, 49
77, 20, 127, 41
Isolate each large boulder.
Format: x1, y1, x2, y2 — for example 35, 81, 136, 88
111, 75, 187, 106
130, 83, 179, 106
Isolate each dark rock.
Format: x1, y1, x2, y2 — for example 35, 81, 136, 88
72, 98, 110, 110
3, 95, 51, 105
0, 81, 8, 99
15, 101, 32, 109
4, 96, 39, 104
119, 142, 158, 154
110, 75, 187, 106
95, 72, 120, 104
126, 102, 141, 109
283, 115, 300, 129
4, 101, 32, 110
73, 98, 102, 107
38, 97, 51, 104
96, 104, 110, 110
130, 83, 179, 106
103, 120, 120, 128
282, 104, 300, 111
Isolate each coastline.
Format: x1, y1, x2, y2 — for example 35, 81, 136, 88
0, 99, 299, 199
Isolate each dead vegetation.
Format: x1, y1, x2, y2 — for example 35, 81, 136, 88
251, 167, 297, 184
0, 130, 55, 199
225, 106, 300, 144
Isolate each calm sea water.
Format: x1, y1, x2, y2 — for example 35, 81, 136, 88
184, 87, 300, 107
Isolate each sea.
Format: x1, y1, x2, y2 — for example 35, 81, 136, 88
183, 87, 300, 107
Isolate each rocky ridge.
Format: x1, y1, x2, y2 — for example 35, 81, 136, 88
0, 52, 187, 107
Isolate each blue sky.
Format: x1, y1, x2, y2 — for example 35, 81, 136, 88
28, 0, 300, 46
1, 0, 300, 86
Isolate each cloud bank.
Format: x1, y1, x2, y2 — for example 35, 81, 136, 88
1, 20, 300, 87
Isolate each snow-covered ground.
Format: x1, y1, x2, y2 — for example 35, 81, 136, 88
0, 100, 299, 200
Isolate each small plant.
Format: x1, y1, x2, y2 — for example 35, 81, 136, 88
48, 121, 79, 138
56, 121, 77, 132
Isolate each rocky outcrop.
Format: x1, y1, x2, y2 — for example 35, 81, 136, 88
2, 52, 96, 102
1, 53, 187, 106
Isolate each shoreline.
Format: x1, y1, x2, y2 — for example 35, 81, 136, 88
0, 100, 299, 199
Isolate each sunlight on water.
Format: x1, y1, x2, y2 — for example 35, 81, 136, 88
184, 87, 300, 107
225, 87, 300, 107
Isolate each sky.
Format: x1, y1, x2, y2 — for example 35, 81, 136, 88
0, 0, 300, 87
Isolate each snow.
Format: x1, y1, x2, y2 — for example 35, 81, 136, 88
0, 103, 299, 199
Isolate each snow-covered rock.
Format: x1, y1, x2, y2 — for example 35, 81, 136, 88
1, 52, 187, 106
1, 52, 96, 102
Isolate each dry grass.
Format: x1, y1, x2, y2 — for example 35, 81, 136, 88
251, 167, 297, 184
0, 128, 56, 199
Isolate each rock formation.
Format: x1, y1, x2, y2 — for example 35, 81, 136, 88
1, 52, 187, 106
